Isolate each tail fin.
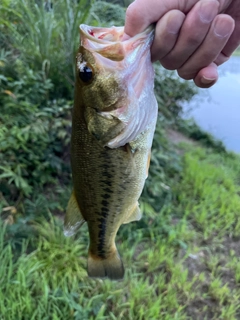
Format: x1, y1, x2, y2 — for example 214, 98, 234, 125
87, 250, 124, 280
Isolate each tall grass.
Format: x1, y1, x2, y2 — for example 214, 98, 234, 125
0, 0, 92, 95
0, 0, 127, 95
1, 146, 240, 319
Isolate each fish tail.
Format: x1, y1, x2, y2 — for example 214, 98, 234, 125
87, 249, 124, 280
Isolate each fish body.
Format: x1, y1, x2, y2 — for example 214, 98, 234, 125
64, 24, 158, 280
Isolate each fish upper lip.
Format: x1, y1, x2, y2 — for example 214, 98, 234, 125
79, 24, 154, 45
80, 25, 123, 43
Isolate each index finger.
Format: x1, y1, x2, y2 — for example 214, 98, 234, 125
124, 0, 199, 37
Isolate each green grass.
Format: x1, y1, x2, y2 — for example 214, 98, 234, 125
1, 143, 240, 319
233, 46, 240, 56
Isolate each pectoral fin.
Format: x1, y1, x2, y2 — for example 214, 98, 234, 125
123, 202, 142, 224
84, 108, 125, 146
64, 191, 85, 237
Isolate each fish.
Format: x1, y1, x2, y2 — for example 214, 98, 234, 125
64, 24, 158, 280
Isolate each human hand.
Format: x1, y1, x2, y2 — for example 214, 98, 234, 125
124, 0, 240, 88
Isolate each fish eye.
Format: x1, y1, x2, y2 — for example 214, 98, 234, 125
79, 65, 93, 83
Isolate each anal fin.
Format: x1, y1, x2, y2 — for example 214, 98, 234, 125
123, 202, 142, 224
64, 190, 85, 237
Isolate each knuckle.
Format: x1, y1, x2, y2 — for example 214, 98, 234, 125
214, 52, 229, 66
177, 69, 195, 80
125, 2, 141, 25
186, 34, 203, 48
160, 58, 180, 71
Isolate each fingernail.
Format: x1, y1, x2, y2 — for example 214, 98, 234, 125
214, 20, 232, 38
201, 76, 216, 85
199, 1, 218, 23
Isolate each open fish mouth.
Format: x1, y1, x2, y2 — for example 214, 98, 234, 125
80, 24, 154, 44
80, 25, 125, 43
79, 24, 154, 62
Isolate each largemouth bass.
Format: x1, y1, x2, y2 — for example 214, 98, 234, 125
64, 24, 158, 280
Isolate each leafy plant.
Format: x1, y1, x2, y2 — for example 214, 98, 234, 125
0, 69, 72, 197
0, 0, 93, 98
177, 118, 227, 153
91, 1, 126, 26
154, 64, 198, 123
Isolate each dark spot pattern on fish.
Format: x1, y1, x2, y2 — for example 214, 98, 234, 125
100, 180, 112, 187
100, 208, 108, 218
100, 164, 109, 169
102, 172, 113, 179
92, 149, 119, 257
101, 199, 109, 207
96, 200, 109, 218
97, 217, 107, 258
102, 193, 111, 199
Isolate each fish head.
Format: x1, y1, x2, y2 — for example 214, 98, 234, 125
75, 24, 158, 147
